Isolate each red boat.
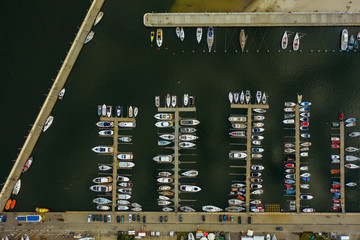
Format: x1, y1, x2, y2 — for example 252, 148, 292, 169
285, 163, 294, 168
285, 184, 292, 188
23, 157, 33, 172
331, 144, 340, 149
339, 113, 344, 120
331, 169, 340, 174
332, 185, 340, 189
333, 199, 340, 203
331, 140, 340, 144
301, 122, 309, 126
237, 195, 245, 201
10, 199, 16, 209
332, 207, 339, 211
231, 188, 238, 192
330, 188, 340, 193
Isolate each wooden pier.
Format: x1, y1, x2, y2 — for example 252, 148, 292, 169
294, 105, 301, 214
157, 107, 196, 212
144, 12, 360, 27
99, 116, 135, 212
0, 0, 105, 212
339, 121, 345, 213
230, 103, 269, 213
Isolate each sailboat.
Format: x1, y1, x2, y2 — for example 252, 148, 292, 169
240, 29, 247, 52
180, 27, 185, 41
281, 31, 288, 49
196, 27, 202, 43
207, 27, 214, 52
293, 33, 299, 51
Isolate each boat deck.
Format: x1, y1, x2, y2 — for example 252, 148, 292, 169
157, 106, 196, 212
100, 116, 136, 212
294, 104, 301, 214
0, 0, 105, 212
340, 121, 345, 213
230, 103, 269, 213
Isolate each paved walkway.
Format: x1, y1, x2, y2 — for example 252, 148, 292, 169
0, 0, 106, 212
143, 12, 360, 27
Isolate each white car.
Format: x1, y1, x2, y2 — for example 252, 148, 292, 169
87, 214, 91, 222
107, 215, 111, 223
128, 214, 132, 222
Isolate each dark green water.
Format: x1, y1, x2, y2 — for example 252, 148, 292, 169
1, 0, 360, 213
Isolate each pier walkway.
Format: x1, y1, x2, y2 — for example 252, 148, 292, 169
339, 121, 345, 213
231, 103, 269, 213
0, 0, 105, 212
144, 12, 360, 27
294, 105, 300, 214
157, 107, 196, 212
99, 116, 135, 212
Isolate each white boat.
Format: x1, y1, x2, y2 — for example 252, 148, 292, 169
251, 153, 263, 159
43, 116, 54, 132
300, 107, 310, 112
162, 207, 173, 212
266, 234, 271, 240
300, 194, 313, 200
228, 92, 233, 104
262, 92, 267, 104
160, 134, 175, 140
281, 31, 288, 49
155, 121, 173, 128
234, 92, 239, 104
118, 122, 136, 128
250, 184, 262, 189
293, 32, 299, 51
228, 116, 247, 122
252, 140, 261, 145
341, 29, 348, 51
300, 112, 310, 117
229, 151, 247, 159
225, 206, 245, 212
117, 206, 129, 211
154, 113, 173, 120
58, 88, 65, 99
240, 29, 246, 52
303, 208, 315, 213
228, 199, 244, 205
346, 147, 359, 152
183, 94, 189, 106
180, 27, 185, 41
157, 177, 173, 183
254, 122, 264, 127
284, 148, 295, 153
133, 107, 138, 117
171, 95, 177, 107
180, 206, 196, 212
118, 162, 135, 168
117, 188, 132, 194
153, 155, 173, 163
99, 130, 114, 136
202, 205, 222, 212
85, 31, 94, 44
251, 189, 263, 195
119, 136, 132, 142
176, 27, 180, 38
283, 119, 295, 124
300, 173, 310, 177
117, 200, 130, 205
251, 128, 264, 133
253, 108, 266, 113
117, 153, 133, 160
156, 29, 163, 47
346, 122, 356, 127
301, 133, 310, 138
346, 182, 357, 187
92, 146, 113, 154
252, 135, 264, 140
349, 132, 360, 137
166, 93, 171, 107
179, 134, 198, 141
301, 142, 312, 147
155, 96, 160, 107
117, 194, 131, 200
118, 182, 132, 187
232, 123, 247, 129
127, 106, 133, 118
180, 119, 200, 126
251, 165, 264, 171
231, 183, 245, 188
245, 90, 250, 104
240, 91, 245, 104
97, 205, 110, 211
179, 142, 196, 148
189, 233, 195, 240
94, 11, 104, 26
300, 184, 309, 189
181, 170, 198, 177
99, 165, 112, 171
284, 102, 296, 107
345, 155, 359, 161
92, 176, 112, 183
12, 179, 21, 195
90, 185, 112, 192
102, 104, 106, 116
229, 131, 246, 137
256, 91, 262, 104
196, 27, 202, 43
207, 27, 214, 52
93, 197, 111, 204
283, 108, 295, 112
300, 152, 309, 157
300, 166, 309, 171
96, 121, 114, 128
158, 140, 171, 146
345, 164, 359, 169
179, 185, 201, 192
181, 127, 196, 133
252, 147, 264, 153
117, 176, 130, 182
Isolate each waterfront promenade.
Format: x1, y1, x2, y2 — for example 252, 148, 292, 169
0, 0, 106, 212
2, 212, 360, 235
144, 12, 360, 27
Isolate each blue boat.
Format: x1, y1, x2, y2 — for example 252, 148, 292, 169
332, 195, 340, 200
285, 179, 295, 184
299, 107, 310, 112
302, 177, 310, 181
301, 134, 310, 138
300, 102, 311, 106
158, 140, 172, 146
334, 193, 341, 196
300, 117, 309, 122
300, 126, 308, 131
286, 190, 295, 194
332, 181, 340, 185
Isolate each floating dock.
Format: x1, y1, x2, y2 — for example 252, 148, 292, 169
157, 107, 196, 212
231, 103, 269, 213
0, 0, 105, 212
99, 116, 135, 212
144, 12, 360, 27
294, 104, 301, 214
339, 121, 345, 213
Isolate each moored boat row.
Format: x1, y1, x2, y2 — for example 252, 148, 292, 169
229, 90, 267, 105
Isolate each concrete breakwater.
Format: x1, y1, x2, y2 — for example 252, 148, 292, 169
0, 0, 106, 211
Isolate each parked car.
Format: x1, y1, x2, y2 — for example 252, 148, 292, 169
160, 216, 163, 223
164, 216, 168, 222
238, 216, 241, 224
202, 215, 206, 222
179, 214, 183, 222
143, 216, 146, 223
107, 215, 111, 223
137, 214, 140, 222
88, 214, 91, 222
275, 227, 283, 231
128, 214, 132, 222
248, 217, 252, 224
117, 216, 120, 223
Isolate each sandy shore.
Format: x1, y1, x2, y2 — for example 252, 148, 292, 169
170, 0, 360, 13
